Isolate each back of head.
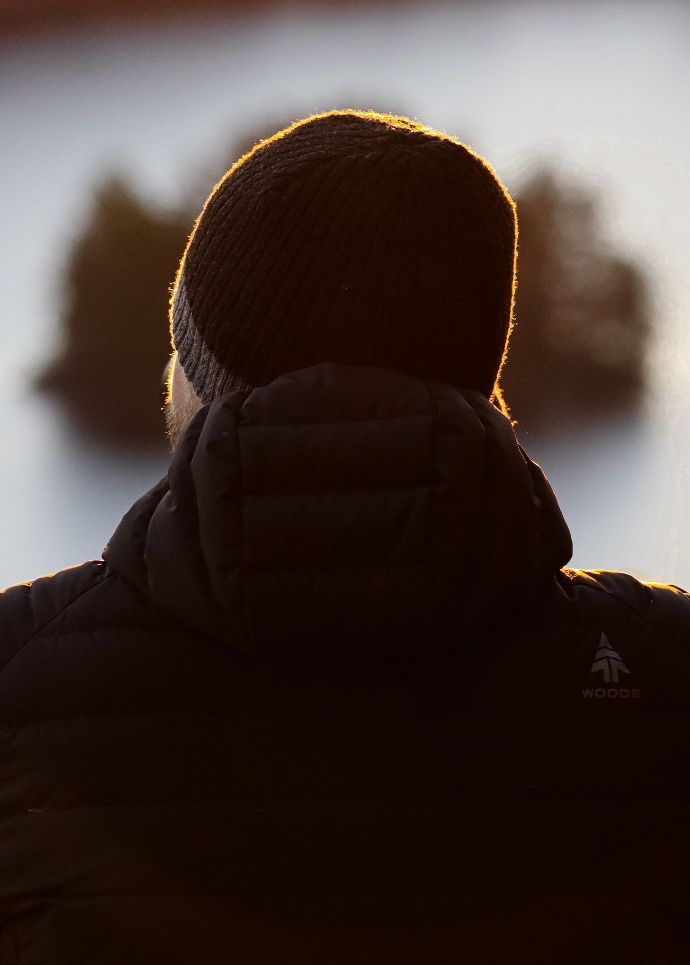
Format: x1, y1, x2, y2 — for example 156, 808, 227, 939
171, 110, 517, 404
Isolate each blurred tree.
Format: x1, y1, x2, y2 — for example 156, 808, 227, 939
39, 146, 652, 446
502, 168, 651, 427
38, 176, 191, 444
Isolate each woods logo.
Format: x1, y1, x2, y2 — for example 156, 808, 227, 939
582, 633, 640, 699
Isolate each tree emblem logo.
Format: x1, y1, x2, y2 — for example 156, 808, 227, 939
589, 633, 630, 684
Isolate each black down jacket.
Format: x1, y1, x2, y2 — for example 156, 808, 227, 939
1, 364, 690, 965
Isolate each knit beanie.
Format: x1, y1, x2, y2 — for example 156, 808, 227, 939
171, 110, 517, 404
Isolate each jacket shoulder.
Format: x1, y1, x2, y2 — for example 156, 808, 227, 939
0, 561, 109, 670
559, 567, 690, 645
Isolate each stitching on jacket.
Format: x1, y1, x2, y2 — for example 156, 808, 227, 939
0, 709, 265, 728
236, 411, 255, 651
568, 573, 690, 663
421, 382, 441, 634
0, 567, 111, 677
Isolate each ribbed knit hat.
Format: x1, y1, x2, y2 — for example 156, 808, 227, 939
171, 110, 517, 405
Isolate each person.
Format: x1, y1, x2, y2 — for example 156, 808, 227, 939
1, 110, 689, 964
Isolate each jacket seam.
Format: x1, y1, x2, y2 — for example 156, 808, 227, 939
0, 567, 111, 677
568, 574, 690, 661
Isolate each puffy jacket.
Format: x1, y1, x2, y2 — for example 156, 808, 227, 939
1, 364, 690, 964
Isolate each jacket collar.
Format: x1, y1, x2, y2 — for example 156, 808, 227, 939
105, 364, 572, 654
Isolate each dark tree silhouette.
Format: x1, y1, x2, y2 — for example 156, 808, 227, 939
38, 145, 653, 445
38, 176, 191, 443
502, 168, 651, 426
